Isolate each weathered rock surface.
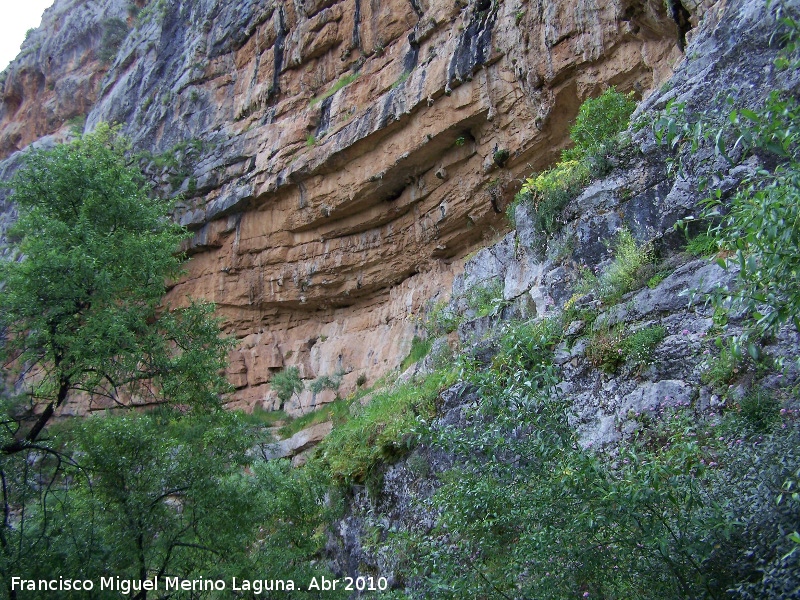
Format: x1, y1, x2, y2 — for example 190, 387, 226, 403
326, 0, 800, 587
260, 420, 333, 466
0, 0, 700, 414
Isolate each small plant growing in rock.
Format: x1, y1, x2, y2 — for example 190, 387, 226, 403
586, 324, 627, 373
271, 366, 304, 404
98, 18, 129, 63
623, 325, 666, 370
586, 324, 665, 374
309, 373, 342, 395
513, 88, 637, 236
401, 336, 432, 370
493, 148, 510, 166
736, 387, 781, 433
577, 228, 654, 303
425, 300, 461, 337
464, 280, 506, 318
702, 340, 744, 390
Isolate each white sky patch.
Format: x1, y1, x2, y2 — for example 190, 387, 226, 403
0, 1, 56, 72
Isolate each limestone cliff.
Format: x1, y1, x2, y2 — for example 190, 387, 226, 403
0, 0, 704, 414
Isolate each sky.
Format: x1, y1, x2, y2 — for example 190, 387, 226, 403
0, 1, 55, 72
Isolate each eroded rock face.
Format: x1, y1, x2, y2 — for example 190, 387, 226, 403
0, 0, 698, 414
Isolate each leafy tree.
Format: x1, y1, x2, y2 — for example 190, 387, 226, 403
0, 124, 232, 454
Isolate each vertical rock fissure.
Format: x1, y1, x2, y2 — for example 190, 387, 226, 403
272, 5, 287, 98
316, 96, 333, 137
352, 0, 362, 51
668, 0, 692, 51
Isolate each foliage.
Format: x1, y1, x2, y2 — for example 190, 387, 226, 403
309, 72, 359, 108
562, 87, 637, 161
389, 311, 800, 599
98, 18, 129, 63
513, 88, 636, 237
251, 460, 349, 599
424, 299, 461, 337
704, 156, 800, 342
622, 324, 667, 368
702, 339, 745, 389
655, 9, 800, 354
465, 280, 506, 318
0, 124, 231, 454
271, 366, 304, 404
484, 317, 562, 396
735, 387, 781, 433
492, 148, 509, 166
391, 70, 411, 90
278, 397, 352, 439
578, 227, 654, 303
401, 336, 432, 371
585, 323, 670, 375
0, 411, 345, 598
309, 372, 342, 395
318, 370, 454, 484
585, 324, 627, 373
0, 388, 346, 595
515, 159, 591, 236
685, 230, 719, 257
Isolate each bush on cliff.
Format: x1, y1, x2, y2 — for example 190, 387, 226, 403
511, 87, 636, 237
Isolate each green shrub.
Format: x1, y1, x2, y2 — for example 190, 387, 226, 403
623, 324, 666, 369
736, 387, 781, 433
514, 88, 637, 236
98, 18, 129, 63
577, 228, 654, 303
486, 317, 562, 395
517, 159, 592, 236
425, 299, 462, 337
598, 228, 653, 300
465, 280, 506, 317
685, 230, 719, 256
399, 370, 800, 600
585, 324, 627, 373
309, 372, 342, 395
318, 370, 454, 484
278, 397, 351, 439
702, 340, 744, 389
562, 87, 637, 161
586, 324, 665, 374
656, 13, 800, 354
401, 336, 432, 371
271, 366, 304, 403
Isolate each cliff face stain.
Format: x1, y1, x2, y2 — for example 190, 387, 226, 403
352, 0, 362, 50
272, 5, 288, 97
447, 3, 498, 85
403, 35, 419, 72
316, 96, 333, 137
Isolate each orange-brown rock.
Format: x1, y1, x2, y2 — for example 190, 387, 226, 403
0, 0, 716, 415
